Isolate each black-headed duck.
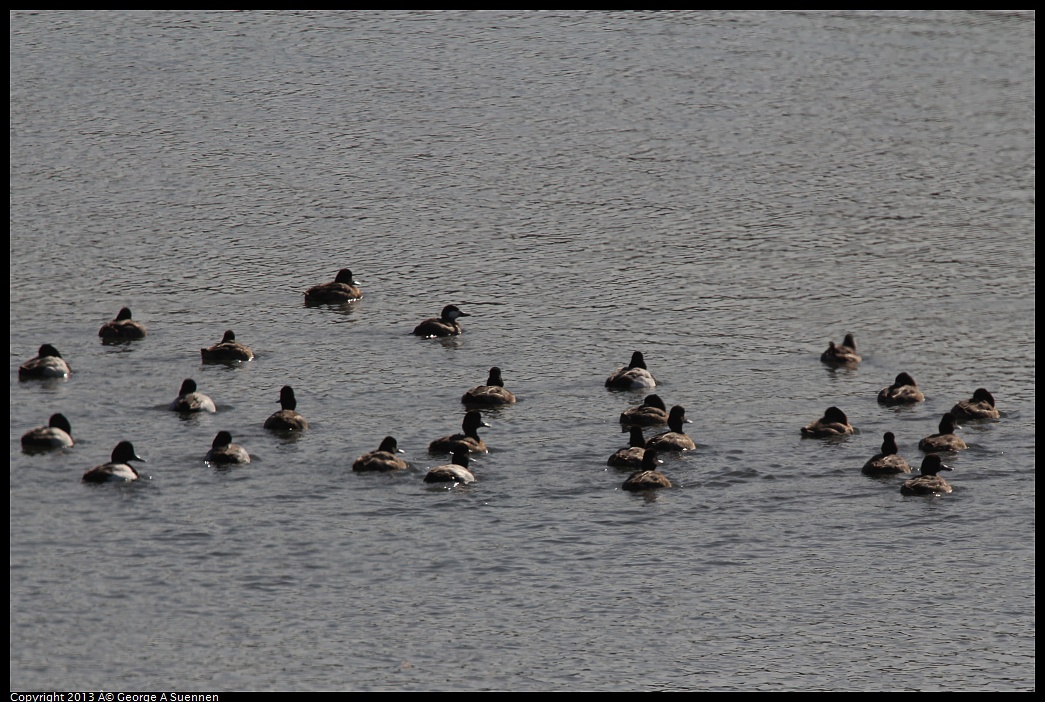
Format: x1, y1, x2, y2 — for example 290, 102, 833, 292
877, 372, 925, 406
169, 378, 217, 413
620, 393, 669, 427
423, 449, 475, 484
263, 385, 308, 432
98, 307, 147, 339
304, 268, 362, 305
461, 366, 517, 406
900, 454, 953, 495
918, 413, 967, 453
621, 448, 671, 491
206, 431, 251, 465
18, 344, 71, 380
21, 413, 74, 450
200, 330, 254, 363
801, 406, 855, 437
82, 441, 144, 483
608, 426, 648, 468
429, 410, 489, 454
605, 351, 657, 390
820, 334, 861, 367
645, 405, 697, 452
861, 432, 911, 475
950, 388, 1000, 421
413, 305, 470, 338
353, 436, 408, 472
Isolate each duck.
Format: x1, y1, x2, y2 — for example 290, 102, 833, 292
820, 333, 861, 366
200, 330, 254, 362
353, 436, 408, 472
81, 441, 144, 483
607, 426, 648, 468
21, 413, 74, 450
423, 449, 475, 484
621, 448, 671, 491
169, 378, 217, 413
645, 405, 697, 452
98, 307, 147, 339
18, 344, 71, 379
801, 406, 855, 437
413, 305, 470, 337
950, 388, 1000, 421
619, 393, 669, 427
918, 413, 967, 453
263, 385, 308, 431
429, 410, 489, 454
205, 431, 251, 464
900, 454, 953, 495
861, 432, 911, 475
877, 372, 925, 406
605, 351, 657, 389
304, 268, 362, 304
461, 367, 517, 406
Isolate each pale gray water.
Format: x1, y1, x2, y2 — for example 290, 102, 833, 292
10, 11, 1034, 691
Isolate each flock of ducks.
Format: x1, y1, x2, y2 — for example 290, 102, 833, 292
17, 277, 1001, 497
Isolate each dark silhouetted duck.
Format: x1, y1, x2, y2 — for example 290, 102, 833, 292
169, 378, 216, 413
918, 413, 967, 453
901, 454, 953, 495
950, 388, 1000, 421
801, 406, 854, 437
413, 305, 470, 337
264, 385, 308, 432
206, 431, 251, 464
461, 367, 517, 406
605, 351, 657, 389
861, 432, 911, 475
608, 426, 648, 468
622, 448, 671, 491
18, 344, 71, 379
620, 393, 669, 427
424, 449, 475, 484
98, 307, 147, 339
304, 268, 362, 304
353, 436, 408, 472
645, 405, 696, 452
21, 413, 74, 450
429, 411, 489, 454
200, 330, 254, 362
877, 372, 925, 406
820, 334, 861, 367
82, 441, 144, 483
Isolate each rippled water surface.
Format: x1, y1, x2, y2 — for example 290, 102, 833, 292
10, 11, 1034, 691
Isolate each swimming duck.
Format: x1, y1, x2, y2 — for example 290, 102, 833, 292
205, 431, 251, 464
605, 351, 657, 389
423, 449, 475, 484
98, 307, 147, 339
608, 426, 648, 468
877, 372, 925, 406
353, 436, 408, 472
621, 448, 671, 491
429, 410, 489, 454
918, 413, 967, 453
801, 406, 855, 437
645, 405, 697, 452
18, 344, 71, 379
263, 385, 308, 431
304, 268, 362, 304
619, 393, 669, 427
81, 441, 144, 483
820, 334, 861, 366
861, 431, 911, 475
950, 388, 1000, 421
900, 454, 953, 495
21, 413, 74, 450
200, 330, 254, 362
169, 378, 217, 413
461, 367, 517, 406
413, 305, 470, 337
